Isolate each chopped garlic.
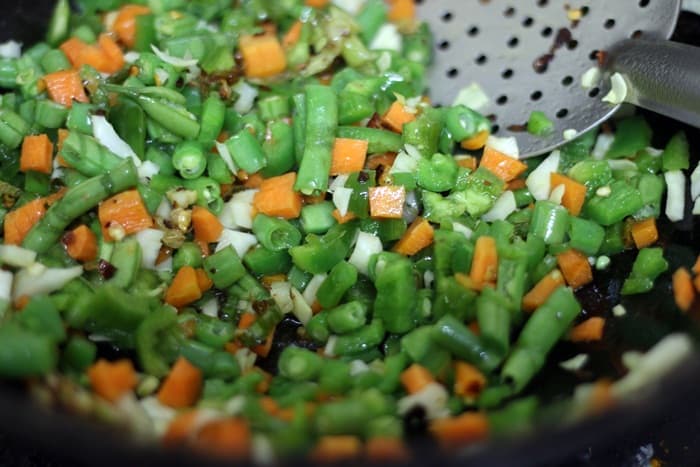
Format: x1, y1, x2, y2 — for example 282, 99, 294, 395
612, 304, 627, 317
581, 66, 602, 89
596, 186, 612, 197
563, 129, 578, 140
560, 354, 589, 372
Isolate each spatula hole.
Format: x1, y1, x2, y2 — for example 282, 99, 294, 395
507, 37, 519, 48
530, 91, 543, 101
556, 108, 569, 119
604, 19, 616, 29
537, 0, 548, 6
446, 68, 459, 78
501, 68, 513, 79
467, 26, 480, 37
475, 54, 488, 65
492, 124, 500, 134
589, 49, 599, 60
561, 76, 574, 86
504, 7, 516, 17
438, 40, 450, 50
522, 17, 534, 27
580, 6, 590, 16
639, 0, 650, 6
441, 11, 453, 22
589, 87, 600, 98
496, 95, 508, 105
567, 40, 578, 50
631, 30, 643, 39
541, 27, 553, 38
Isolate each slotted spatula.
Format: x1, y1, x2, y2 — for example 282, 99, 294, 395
417, 0, 700, 158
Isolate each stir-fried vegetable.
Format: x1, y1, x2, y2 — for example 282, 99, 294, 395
0, 0, 697, 463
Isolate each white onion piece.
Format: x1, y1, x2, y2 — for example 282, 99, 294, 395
664, 170, 686, 222
91, 115, 140, 166
485, 136, 519, 158
452, 82, 490, 111
0, 40, 21, 59
214, 141, 237, 174
481, 191, 517, 222
270, 281, 293, 315
602, 72, 628, 105
0, 270, 13, 301
370, 24, 402, 52
0, 245, 36, 268
526, 150, 560, 200
133, 229, 164, 270
302, 274, 327, 306
215, 230, 257, 257
291, 288, 312, 325
233, 81, 258, 114
592, 133, 615, 160
332, 187, 353, 216
13, 264, 82, 300
332, 0, 367, 14
452, 222, 473, 240
348, 232, 382, 276
150, 44, 198, 67
690, 162, 700, 200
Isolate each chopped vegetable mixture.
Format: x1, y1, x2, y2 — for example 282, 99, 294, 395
0, 0, 698, 463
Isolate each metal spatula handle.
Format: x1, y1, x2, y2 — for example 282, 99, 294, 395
610, 39, 700, 127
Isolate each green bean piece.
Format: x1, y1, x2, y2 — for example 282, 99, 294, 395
203, 246, 247, 289
306, 312, 330, 344
252, 214, 302, 252
295, 85, 338, 195
173, 141, 207, 179
278, 346, 323, 382
34, 99, 68, 129
108, 240, 142, 288
62, 336, 97, 372
528, 200, 570, 245
136, 308, 183, 378
198, 94, 226, 144
431, 315, 502, 373
173, 242, 204, 270
316, 261, 358, 309
356, 0, 387, 43
0, 324, 58, 378
301, 201, 336, 235
292, 93, 306, 164
262, 120, 295, 177
195, 315, 236, 349
244, 246, 292, 276
476, 287, 511, 358
290, 223, 357, 274
337, 126, 403, 154
225, 129, 267, 174
502, 287, 581, 392
110, 97, 146, 159
59, 132, 123, 177
327, 301, 368, 334
374, 256, 417, 334
23, 160, 139, 253
332, 319, 385, 356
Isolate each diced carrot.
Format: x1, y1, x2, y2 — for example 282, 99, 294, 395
388, 0, 416, 22
672, 267, 695, 312
695, 274, 700, 294
4, 198, 49, 245
42, 70, 89, 108
693, 255, 700, 275
453, 361, 487, 399
310, 436, 362, 462
303, 193, 326, 205
59, 37, 88, 67
237, 312, 275, 357
20, 134, 53, 175
479, 146, 527, 182
469, 236, 498, 289
164, 266, 202, 308
569, 317, 606, 342
241, 171, 265, 189
365, 437, 410, 462
238, 312, 257, 330
332, 209, 357, 224
87, 359, 137, 403
393, 217, 434, 256
14, 295, 30, 310
157, 356, 203, 408
507, 178, 527, 191
239, 34, 287, 79
381, 101, 416, 133
62, 225, 98, 262
429, 412, 489, 448
557, 249, 593, 289
366, 152, 398, 170
163, 410, 199, 446
259, 396, 279, 416
461, 130, 489, 150
57, 128, 70, 152
98, 189, 153, 241
111, 4, 151, 48
261, 274, 287, 287
253, 172, 303, 219
368, 185, 406, 219
191, 206, 223, 243
455, 156, 478, 171
283, 21, 303, 48
305, 0, 330, 7
97, 34, 125, 74
195, 268, 213, 293
194, 419, 252, 458
589, 379, 614, 413
550, 172, 587, 216
78, 44, 110, 72
400, 363, 435, 394
522, 269, 566, 312
630, 218, 658, 249
194, 237, 211, 258
330, 138, 369, 175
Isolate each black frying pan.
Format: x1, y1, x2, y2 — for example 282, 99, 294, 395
1, 3, 700, 467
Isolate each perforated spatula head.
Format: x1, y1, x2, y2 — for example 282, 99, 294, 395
418, 0, 681, 157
